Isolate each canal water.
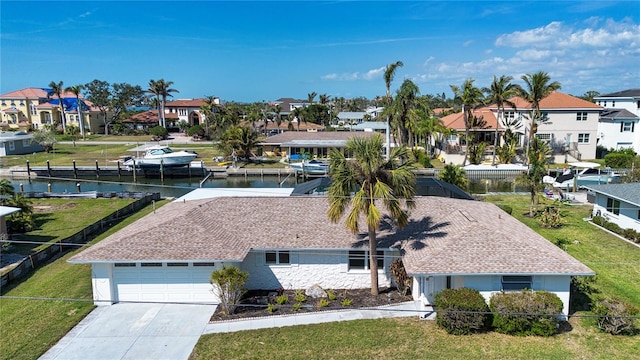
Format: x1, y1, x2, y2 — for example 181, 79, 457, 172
4, 175, 527, 198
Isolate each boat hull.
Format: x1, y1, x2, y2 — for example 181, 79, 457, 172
124, 154, 197, 168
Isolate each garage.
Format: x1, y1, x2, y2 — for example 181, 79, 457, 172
113, 262, 218, 304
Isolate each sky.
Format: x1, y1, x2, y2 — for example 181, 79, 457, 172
1, 1, 639, 103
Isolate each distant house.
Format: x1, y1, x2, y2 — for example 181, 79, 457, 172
0, 131, 44, 156
122, 110, 179, 131
594, 89, 640, 153
164, 98, 217, 129
0, 206, 20, 240
585, 183, 640, 233
69, 196, 593, 317
259, 131, 375, 158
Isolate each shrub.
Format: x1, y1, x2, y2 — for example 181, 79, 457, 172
188, 124, 205, 138
434, 288, 491, 335
276, 294, 289, 305
317, 298, 331, 308
593, 298, 639, 335
553, 237, 570, 251
341, 298, 353, 307
490, 290, 564, 337
604, 150, 635, 168
326, 289, 336, 301
210, 266, 248, 315
592, 215, 606, 226
149, 125, 168, 140
266, 303, 277, 313
292, 302, 302, 312
294, 290, 307, 303
538, 206, 564, 228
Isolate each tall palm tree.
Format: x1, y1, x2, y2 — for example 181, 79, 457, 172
307, 92, 317, 105
318, 93, 330, 105
145, 79, 162, 127
517, 137, 551, 217
272, 104, 282, 131
157, 79, 179, 128
383, 61, 404, 159
519, 71, 561, 148
49, 81, 66, 132
65, 84, 86, 139
393, 79, 420, 147
483, 75, 519, 165
291, 107, 305, 131
450, 79, 484, 166
328, 133, 416, 295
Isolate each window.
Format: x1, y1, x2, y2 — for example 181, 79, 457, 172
141, 262, 162, 267
578, 133, 590, 143
114, 263, 136, 267
606, 198, 620, 215
604, 101, 607, 107
502, 276, 532, 291
536, 133, 551, 141
504, 111, 515, 121
22, 139, 31, 147
348, 250, 383, 270
179, 108, 187, 116
576, 112, 587, 121
265, 250, 290, 265
621, 122, 634, 132
637, 210, 640, 220
30, 104, 37, 115
193, 262, 215, 267
612, 101, 616, 107
8, 142, 15, 151
167, 262, 188, 267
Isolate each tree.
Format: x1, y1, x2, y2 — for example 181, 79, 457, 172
438, 163, 467, 190
33, 124, 57, 152
65, 125, 80, 147
147, 79, 179, 128
383, 61, 404, 160
291, 107, 305, 131
146, 79, 161, 127
327, 133, 416, 295
519, 71, 561, 154
307, 91, 317, 104
483, 75, 519, 165
48, 81, 66, 132
517, 137, 551, 217
0, 179, 14, 196
581, 90, 600, 103
273, 104, 283, 130
65, 84, 86, 139
210, 266, 248, 315
84, 80, 144, 135
391, 79, 420, 147
219, 125, 259, 161
450, 79, 484, 166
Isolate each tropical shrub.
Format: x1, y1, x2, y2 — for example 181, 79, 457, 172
317, 298, 331, 308
438, 163, 467, 190
188, 124, 205, 138
490, 290, 563, 337
341, 298, 353, 307
266, 303, 277, 313
276, 294, 289, 305
468, 142, 488, 165
326, 289, 337, 301
538, 206, 564, 228
210, 266, 248, 315
149, 125, 168, 140
292, 302, 302, 311
434, 288, 491, 335
412, 149, 433, 168
497, 204, 513, 215
593, 298, 638, 335
604, 148, 636, 168
294, 290, 307, 303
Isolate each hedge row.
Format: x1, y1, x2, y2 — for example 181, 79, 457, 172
592, 216, 640, 244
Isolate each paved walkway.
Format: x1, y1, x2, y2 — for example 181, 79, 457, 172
203, 301, 432, 334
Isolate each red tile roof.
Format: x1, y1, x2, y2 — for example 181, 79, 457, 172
165, 99, 206, 107
69, 196, 593, 276
123, 110, 179, 123
506, 91, 602, 110
441, 107, 500, 130
0, 87, 84, 100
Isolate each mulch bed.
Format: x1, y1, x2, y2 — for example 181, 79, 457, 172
210, 287, 412, 322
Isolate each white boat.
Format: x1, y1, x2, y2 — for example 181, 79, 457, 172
124, 146, 197, 168
289, 160, 330, 175
543, 162, 620, 189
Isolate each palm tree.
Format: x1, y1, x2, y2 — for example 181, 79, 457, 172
392, 79, 420, 147
0, 179, 15, 196
483, 75, 519, 165
383, 61, 404, 159
157, 79, 179, 128
328, 133, 416, 295
49, 81, 66, 132
291, 107, 305, 131
318, 94, 330, 105
519, 71, 561, 149
307, 92, 317, 105
450, 79, 484, 166
438, 163, 467, 190
145, 80, 161, 127
517, 137, 551, 217
273, 104, 282, 131
65, 84, 86, 139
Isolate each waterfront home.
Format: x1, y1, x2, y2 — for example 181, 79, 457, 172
259, 131, 375, 158
594, 89, 640, 153
585, 183, 640, 233
0, 131, 44, 156
69, 195, 592, 317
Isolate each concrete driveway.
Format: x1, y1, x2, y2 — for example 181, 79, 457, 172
40, 303, 217, 360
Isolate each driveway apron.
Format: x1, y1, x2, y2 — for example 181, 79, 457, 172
40, 303, 216, 360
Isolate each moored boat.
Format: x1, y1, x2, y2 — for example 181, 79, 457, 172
123, 146, 197, 168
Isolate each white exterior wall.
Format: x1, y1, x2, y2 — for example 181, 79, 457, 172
413, 274, 572, 316
595, 97, 640, 117
593, 194, 640, 232
597, 119, 639, 151
535, 110, 599, 160
241, 250, 394, 290
92, 263, 115, 306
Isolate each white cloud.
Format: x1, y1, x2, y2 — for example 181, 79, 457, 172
495, 21, 563, 47
321, 67, 384, 81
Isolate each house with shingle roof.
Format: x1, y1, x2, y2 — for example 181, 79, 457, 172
69, 195, 592, 316
164, 98, 217, 129
585, 183, 640, 233
259, 131, 375, 158
594, 89, 640, 153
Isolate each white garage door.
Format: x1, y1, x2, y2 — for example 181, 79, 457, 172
113, 262, 218, 304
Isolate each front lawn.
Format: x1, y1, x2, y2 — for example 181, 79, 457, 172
0, 199, 170, 360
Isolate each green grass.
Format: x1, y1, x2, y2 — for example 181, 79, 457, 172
191, 194, 639, 359
0, 199, 170, 360
191, 317, 639, 360
9, 198, 135, 255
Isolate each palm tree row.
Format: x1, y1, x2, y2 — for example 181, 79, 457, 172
145, 79, 179, 128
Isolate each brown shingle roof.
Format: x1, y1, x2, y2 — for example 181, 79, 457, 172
261, 131, 374, 145
69, 196, 593, 276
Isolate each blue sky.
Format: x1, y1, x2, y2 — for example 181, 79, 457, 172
1, 1, 639, 103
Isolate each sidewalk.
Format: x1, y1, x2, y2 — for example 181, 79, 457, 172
203, 301, 433, 334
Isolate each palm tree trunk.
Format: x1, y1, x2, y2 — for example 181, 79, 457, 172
368, 226, 379, 296
492, 108, 501, 165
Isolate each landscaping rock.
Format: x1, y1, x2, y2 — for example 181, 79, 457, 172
305, 284, 327, 298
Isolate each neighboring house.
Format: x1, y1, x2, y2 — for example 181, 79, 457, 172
441, 106, 501, 159
594, 89, 640, 153
0, 131, 44, 156
0, 87, 95, 132
0, 206, 20, 240
69, 196, 592, 316
164, 98, 216, 129
497, 91, 602, 162
259, 131, 375, 158
121, 110, 179, 131
585, 183, 640, 233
